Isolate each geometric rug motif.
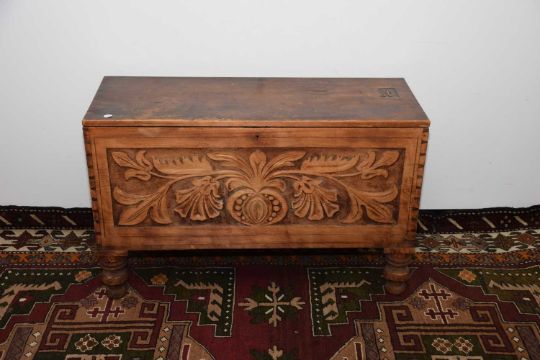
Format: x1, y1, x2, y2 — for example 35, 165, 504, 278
1, 265, 539, 359
0, 270, 215, 360
328, 267, 540, 360
415, 229, 540, 266
2, 205, 540, 267
134, 267, 235, 337
441, 265, 540, 316
308, 267, 384, 336
0, 268, 99, 328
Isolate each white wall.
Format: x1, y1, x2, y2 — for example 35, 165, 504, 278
1, 0, 539, 209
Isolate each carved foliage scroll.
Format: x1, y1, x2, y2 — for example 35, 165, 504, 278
109, 149, 403, 226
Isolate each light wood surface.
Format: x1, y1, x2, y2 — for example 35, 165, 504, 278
83, 77, 430, 298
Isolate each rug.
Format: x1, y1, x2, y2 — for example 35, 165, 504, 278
1, 205, 539, 359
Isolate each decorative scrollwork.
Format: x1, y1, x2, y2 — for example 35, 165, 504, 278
110, 149, 401, 226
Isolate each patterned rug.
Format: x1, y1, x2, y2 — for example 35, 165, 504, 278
1, 205, 540, 359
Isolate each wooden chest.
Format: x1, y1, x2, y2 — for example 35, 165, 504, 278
83, 77, 430, 298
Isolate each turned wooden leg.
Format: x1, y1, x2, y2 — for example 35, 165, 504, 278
383, 250, 412, 295
99, 248, 128, 299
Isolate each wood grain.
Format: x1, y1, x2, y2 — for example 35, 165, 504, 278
83, 128, 103, 246
83, 77, 429, 127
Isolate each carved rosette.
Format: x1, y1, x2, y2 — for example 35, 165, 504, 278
110, 149, 401, 226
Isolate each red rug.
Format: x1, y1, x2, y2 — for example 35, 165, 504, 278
1, 205, 539, 359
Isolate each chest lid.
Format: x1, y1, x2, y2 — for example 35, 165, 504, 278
83, 77, 429, 128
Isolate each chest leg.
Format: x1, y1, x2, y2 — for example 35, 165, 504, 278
99, 248, 129, 299
383, 249, 412, 295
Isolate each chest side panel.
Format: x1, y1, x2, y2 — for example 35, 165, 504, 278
87, 127, 423, 249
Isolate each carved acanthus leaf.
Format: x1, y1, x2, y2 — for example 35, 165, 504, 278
112, 186, 148, 205
111, 151, 141, 168
113, 186, 172, 225
208, 153, 251, 175
356, 151, 399, 179
174, 176, 223, 221
152, 155, 213, 175
300, 154, 359, 173
112, 151, 152, 181
292, 177, 339, 220
342, 185, 398, 224
262, 151, 306, 176
249, 150, 267, 177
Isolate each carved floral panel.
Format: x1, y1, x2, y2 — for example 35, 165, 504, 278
107, 148, 405, 226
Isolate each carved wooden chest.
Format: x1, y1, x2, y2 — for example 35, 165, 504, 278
83, 77, 430, 298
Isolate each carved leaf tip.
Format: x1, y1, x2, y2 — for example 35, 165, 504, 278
111, 151, 153, 181
152, 155, 213, 175
300, 154, 359, 173
249, 150, 267, 176
113, 187, 148, 206
263, 151, 306, 174
357, 150, 400, 179
342, 185, 398, 224
111, 151, 137, 168
113, 186, 172, 226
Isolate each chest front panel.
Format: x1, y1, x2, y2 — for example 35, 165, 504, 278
86, 127, 424, 250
